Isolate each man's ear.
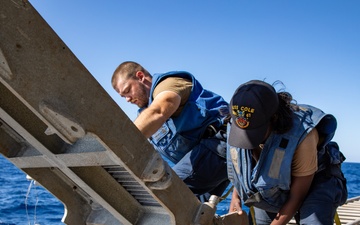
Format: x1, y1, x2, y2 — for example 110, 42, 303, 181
135, 71, 144, 81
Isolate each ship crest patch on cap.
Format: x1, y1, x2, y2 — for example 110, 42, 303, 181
232, 105, 254, 129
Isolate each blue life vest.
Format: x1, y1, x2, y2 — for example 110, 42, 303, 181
143, 71, 229, 164
227, 104, 338, 213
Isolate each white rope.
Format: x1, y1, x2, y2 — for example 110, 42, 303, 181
25, 178, 34, 225
25, 176, 40, 225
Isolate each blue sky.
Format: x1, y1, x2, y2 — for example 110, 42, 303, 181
29, 1, 360, 162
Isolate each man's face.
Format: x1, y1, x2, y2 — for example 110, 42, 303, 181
115, 77, 149, 108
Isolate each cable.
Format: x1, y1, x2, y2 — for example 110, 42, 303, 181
25, 178, 34, 225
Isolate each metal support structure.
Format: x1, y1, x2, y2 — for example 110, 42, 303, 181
0, 1, 247, 224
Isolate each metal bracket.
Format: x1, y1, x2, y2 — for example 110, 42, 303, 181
39, 101, 85, 144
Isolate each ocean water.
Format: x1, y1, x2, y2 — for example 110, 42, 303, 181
0, 155, 359, 225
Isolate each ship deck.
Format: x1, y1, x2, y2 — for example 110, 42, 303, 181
288, 196, 360, 225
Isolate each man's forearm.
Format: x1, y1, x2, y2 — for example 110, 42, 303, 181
134, 108, 168, 138
134, 91, 181, 138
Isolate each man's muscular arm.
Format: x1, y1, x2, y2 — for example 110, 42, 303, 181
134, 90, 181, 138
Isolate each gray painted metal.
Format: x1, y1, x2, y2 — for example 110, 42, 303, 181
336, 196, 360, 225
0, 1, 247, 225
287, 196, 360, 225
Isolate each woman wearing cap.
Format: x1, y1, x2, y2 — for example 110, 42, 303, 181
227, 80, 347, 225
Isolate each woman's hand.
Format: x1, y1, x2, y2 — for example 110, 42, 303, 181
229, 189, 243, 215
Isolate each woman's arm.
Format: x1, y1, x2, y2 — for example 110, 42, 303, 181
270, 174, 314, 225
270, 129, 319, 225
